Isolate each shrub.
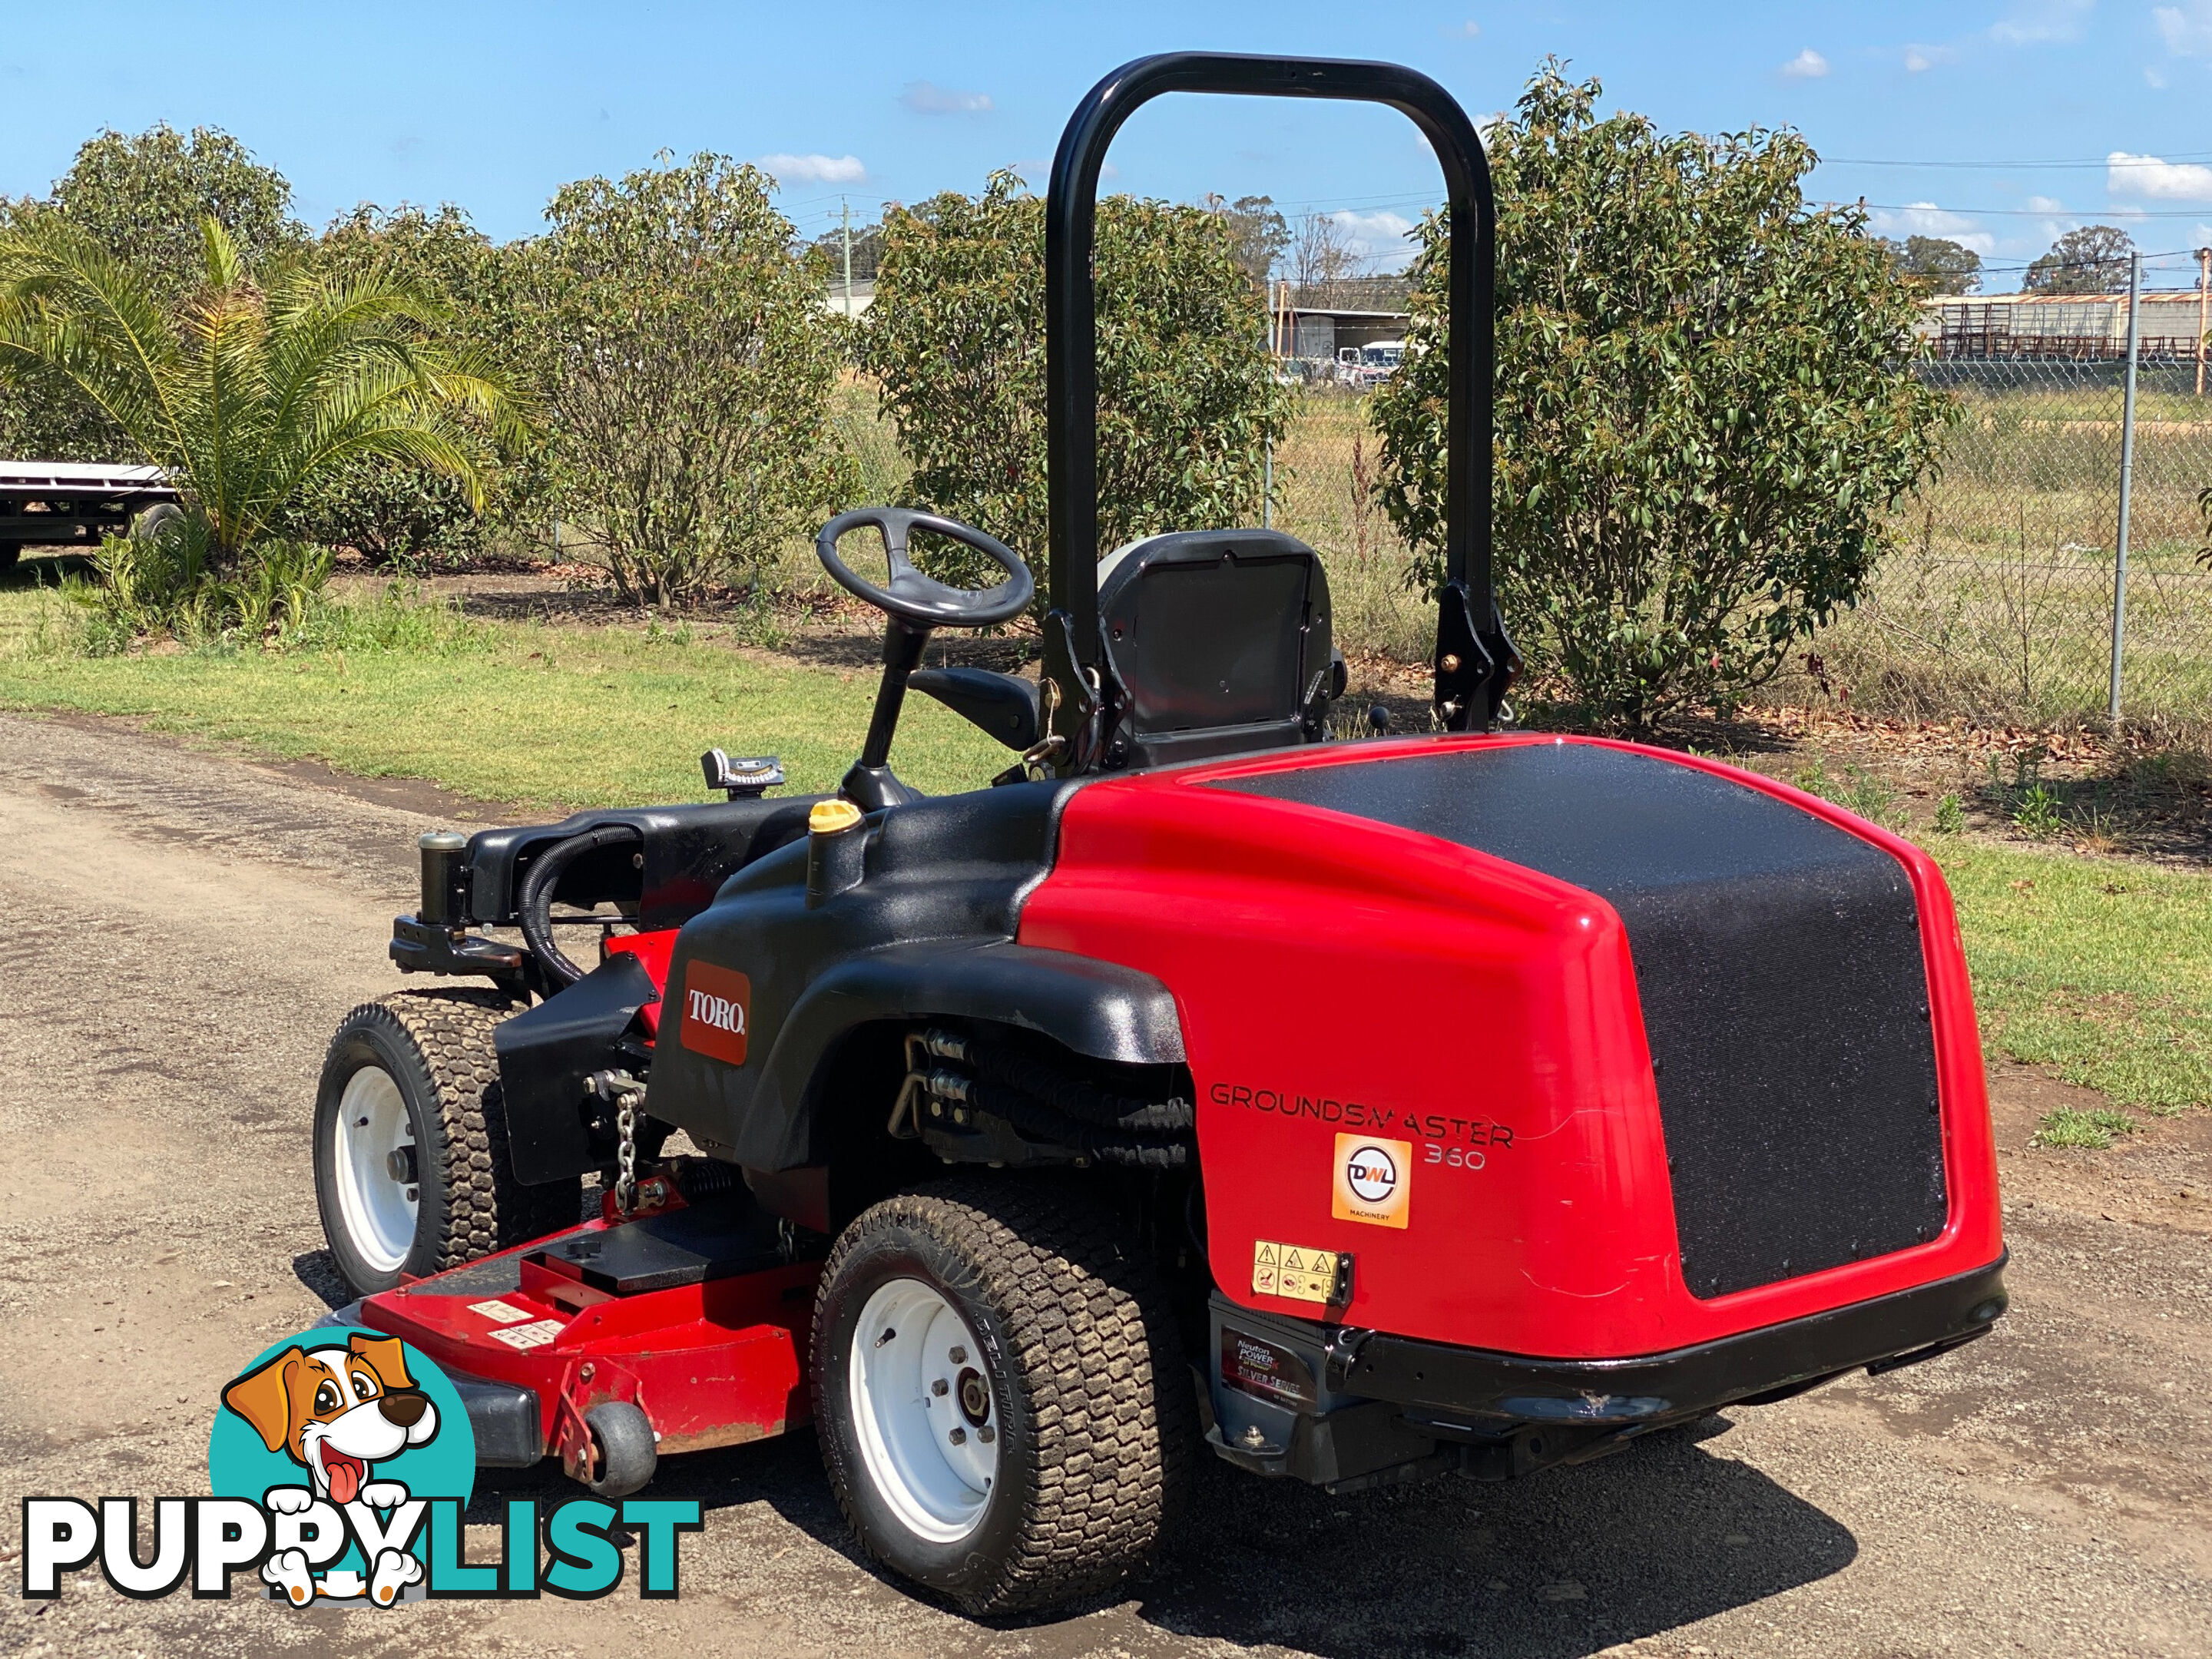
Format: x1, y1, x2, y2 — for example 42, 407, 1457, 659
860, 171, 1288, 588
304, 204, 548, 557
0, 122, 303, 461
1370, 65, 1952, 732
68, 522, 333, 652
516, 154, 851, 605
278, 460, 485, 568
0, 214, 522, 565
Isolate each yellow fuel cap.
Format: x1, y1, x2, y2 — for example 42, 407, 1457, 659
809, 798, 864, 836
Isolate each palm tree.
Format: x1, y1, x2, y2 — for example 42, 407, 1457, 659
0, 214, 524, 561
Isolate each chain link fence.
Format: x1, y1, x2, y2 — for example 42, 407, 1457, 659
1797, 263, 2212, 740
1263, 257, 2212, 744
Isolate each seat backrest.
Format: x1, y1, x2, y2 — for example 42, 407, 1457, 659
1097, 528, 1334, 768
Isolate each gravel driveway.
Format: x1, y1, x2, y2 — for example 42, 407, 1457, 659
1, 709, 2207, 1658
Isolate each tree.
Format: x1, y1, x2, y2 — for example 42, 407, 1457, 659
859, 170, 1287, 584
0, 124, 305, 461
0, 214, 521, 562
1203, 194, 1290, 288
49, 124, 304, 300
289, 204, 537, 564
1289, 210, 1359, 305
2025, 224, 2135, 294
1369, 65, 1952, 733
516, 154, 851, 605
1883, 234, 1981, 296
810, 220, 885, 286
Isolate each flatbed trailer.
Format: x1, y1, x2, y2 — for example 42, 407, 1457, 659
0, 459, 177, 568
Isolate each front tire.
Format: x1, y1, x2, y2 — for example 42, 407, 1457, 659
811, 1177, 1194, 1614
313, 989, 581, 1296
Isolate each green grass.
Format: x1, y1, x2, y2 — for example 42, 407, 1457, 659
1934, 840, 2212, 1120
0, 583, 1005, 808
2030, 1108, 2141, 1151
7, 575, 2212, 1132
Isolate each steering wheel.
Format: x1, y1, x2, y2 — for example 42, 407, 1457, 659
816, 508, 1033, 630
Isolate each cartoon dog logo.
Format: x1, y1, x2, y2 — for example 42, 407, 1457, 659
221, 1333, 439, 1605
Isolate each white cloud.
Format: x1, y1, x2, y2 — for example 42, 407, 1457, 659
1868, 202, 1996, 256
2146, 65, 2171, 86
1330, 209, 1417, 266
1904, 47, 1934, 71
2108, 150, 2212, 200
902, 81, 993, 115
1780, 48, 1830, 78
757, 153, 866, 185
2024, 194, 2065, 212
1445, 19, 1480, 37
1991, 0, 2094, 45
2154, 2, 2212, 55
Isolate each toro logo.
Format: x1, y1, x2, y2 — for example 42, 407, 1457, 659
1333, 1133, 1412, 1229
678, 959, 751, 1065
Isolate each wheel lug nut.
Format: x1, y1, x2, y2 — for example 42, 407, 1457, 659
949, 1427, 967, 1445
977, 1425, 995, 1443
932, 1378, 949, 1396
949, 1346, 966, 1363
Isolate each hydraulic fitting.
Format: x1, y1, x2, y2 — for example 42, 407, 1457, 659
417, 830, 469, 928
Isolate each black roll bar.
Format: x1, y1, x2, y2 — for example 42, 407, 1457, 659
1042, 51, 1507, 754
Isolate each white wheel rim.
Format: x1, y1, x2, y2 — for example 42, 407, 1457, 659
848, 1277, 999, 1544
332, 1065, 419, 1273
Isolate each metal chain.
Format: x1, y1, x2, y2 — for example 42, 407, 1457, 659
614, 1086, 639, 1218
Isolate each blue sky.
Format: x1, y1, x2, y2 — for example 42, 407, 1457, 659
3, 1, 2210, 289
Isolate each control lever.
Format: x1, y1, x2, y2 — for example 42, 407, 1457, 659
702, 749, 784, 800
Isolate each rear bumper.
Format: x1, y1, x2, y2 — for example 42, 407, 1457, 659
1336, 1251, 2010, 1426
1207, 1253, 2007, 1491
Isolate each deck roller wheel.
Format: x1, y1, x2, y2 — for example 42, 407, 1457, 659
811, 1175, 1196, 1614
313, 989, 581, 1297
579, 1402, 658, 1498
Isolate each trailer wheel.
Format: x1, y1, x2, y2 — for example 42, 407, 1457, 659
812, 1177, 1194, 1614
313, 989, 581, 1297
132, 502, 185, 542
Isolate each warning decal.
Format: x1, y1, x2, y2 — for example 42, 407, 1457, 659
1251, 1239, 1351, 1306
488, 1319, 565, 1351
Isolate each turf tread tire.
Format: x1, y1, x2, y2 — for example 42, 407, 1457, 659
316, 989, 578, 1293
813, 1175, 1195, 1614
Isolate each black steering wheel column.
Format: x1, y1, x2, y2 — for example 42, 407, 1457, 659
815, 507, 1035, 812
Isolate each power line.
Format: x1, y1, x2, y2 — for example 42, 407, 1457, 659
1819, 151, 2212, 171
1855, 200, 2212, 219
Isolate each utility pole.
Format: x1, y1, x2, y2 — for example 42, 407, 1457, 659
2197, 246, 2209, 399
841, 198, 853, 319
2108, 251, 2142, 731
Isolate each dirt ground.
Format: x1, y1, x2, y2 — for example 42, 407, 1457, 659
2, 709, 2209, 1659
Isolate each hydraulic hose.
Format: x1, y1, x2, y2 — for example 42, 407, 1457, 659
517, 825, 640, 988
965, 1040, 1194, 1133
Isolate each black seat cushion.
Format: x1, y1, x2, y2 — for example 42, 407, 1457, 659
1098, 528, 1333, 767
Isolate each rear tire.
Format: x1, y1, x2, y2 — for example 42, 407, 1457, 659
811, 1176, 1194, 1614
313, 989, 581, 1296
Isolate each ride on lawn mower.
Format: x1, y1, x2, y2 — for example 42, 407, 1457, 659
311, 52, 2007, 1614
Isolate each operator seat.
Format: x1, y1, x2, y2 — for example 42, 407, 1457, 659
1097, 528, 1339, 769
